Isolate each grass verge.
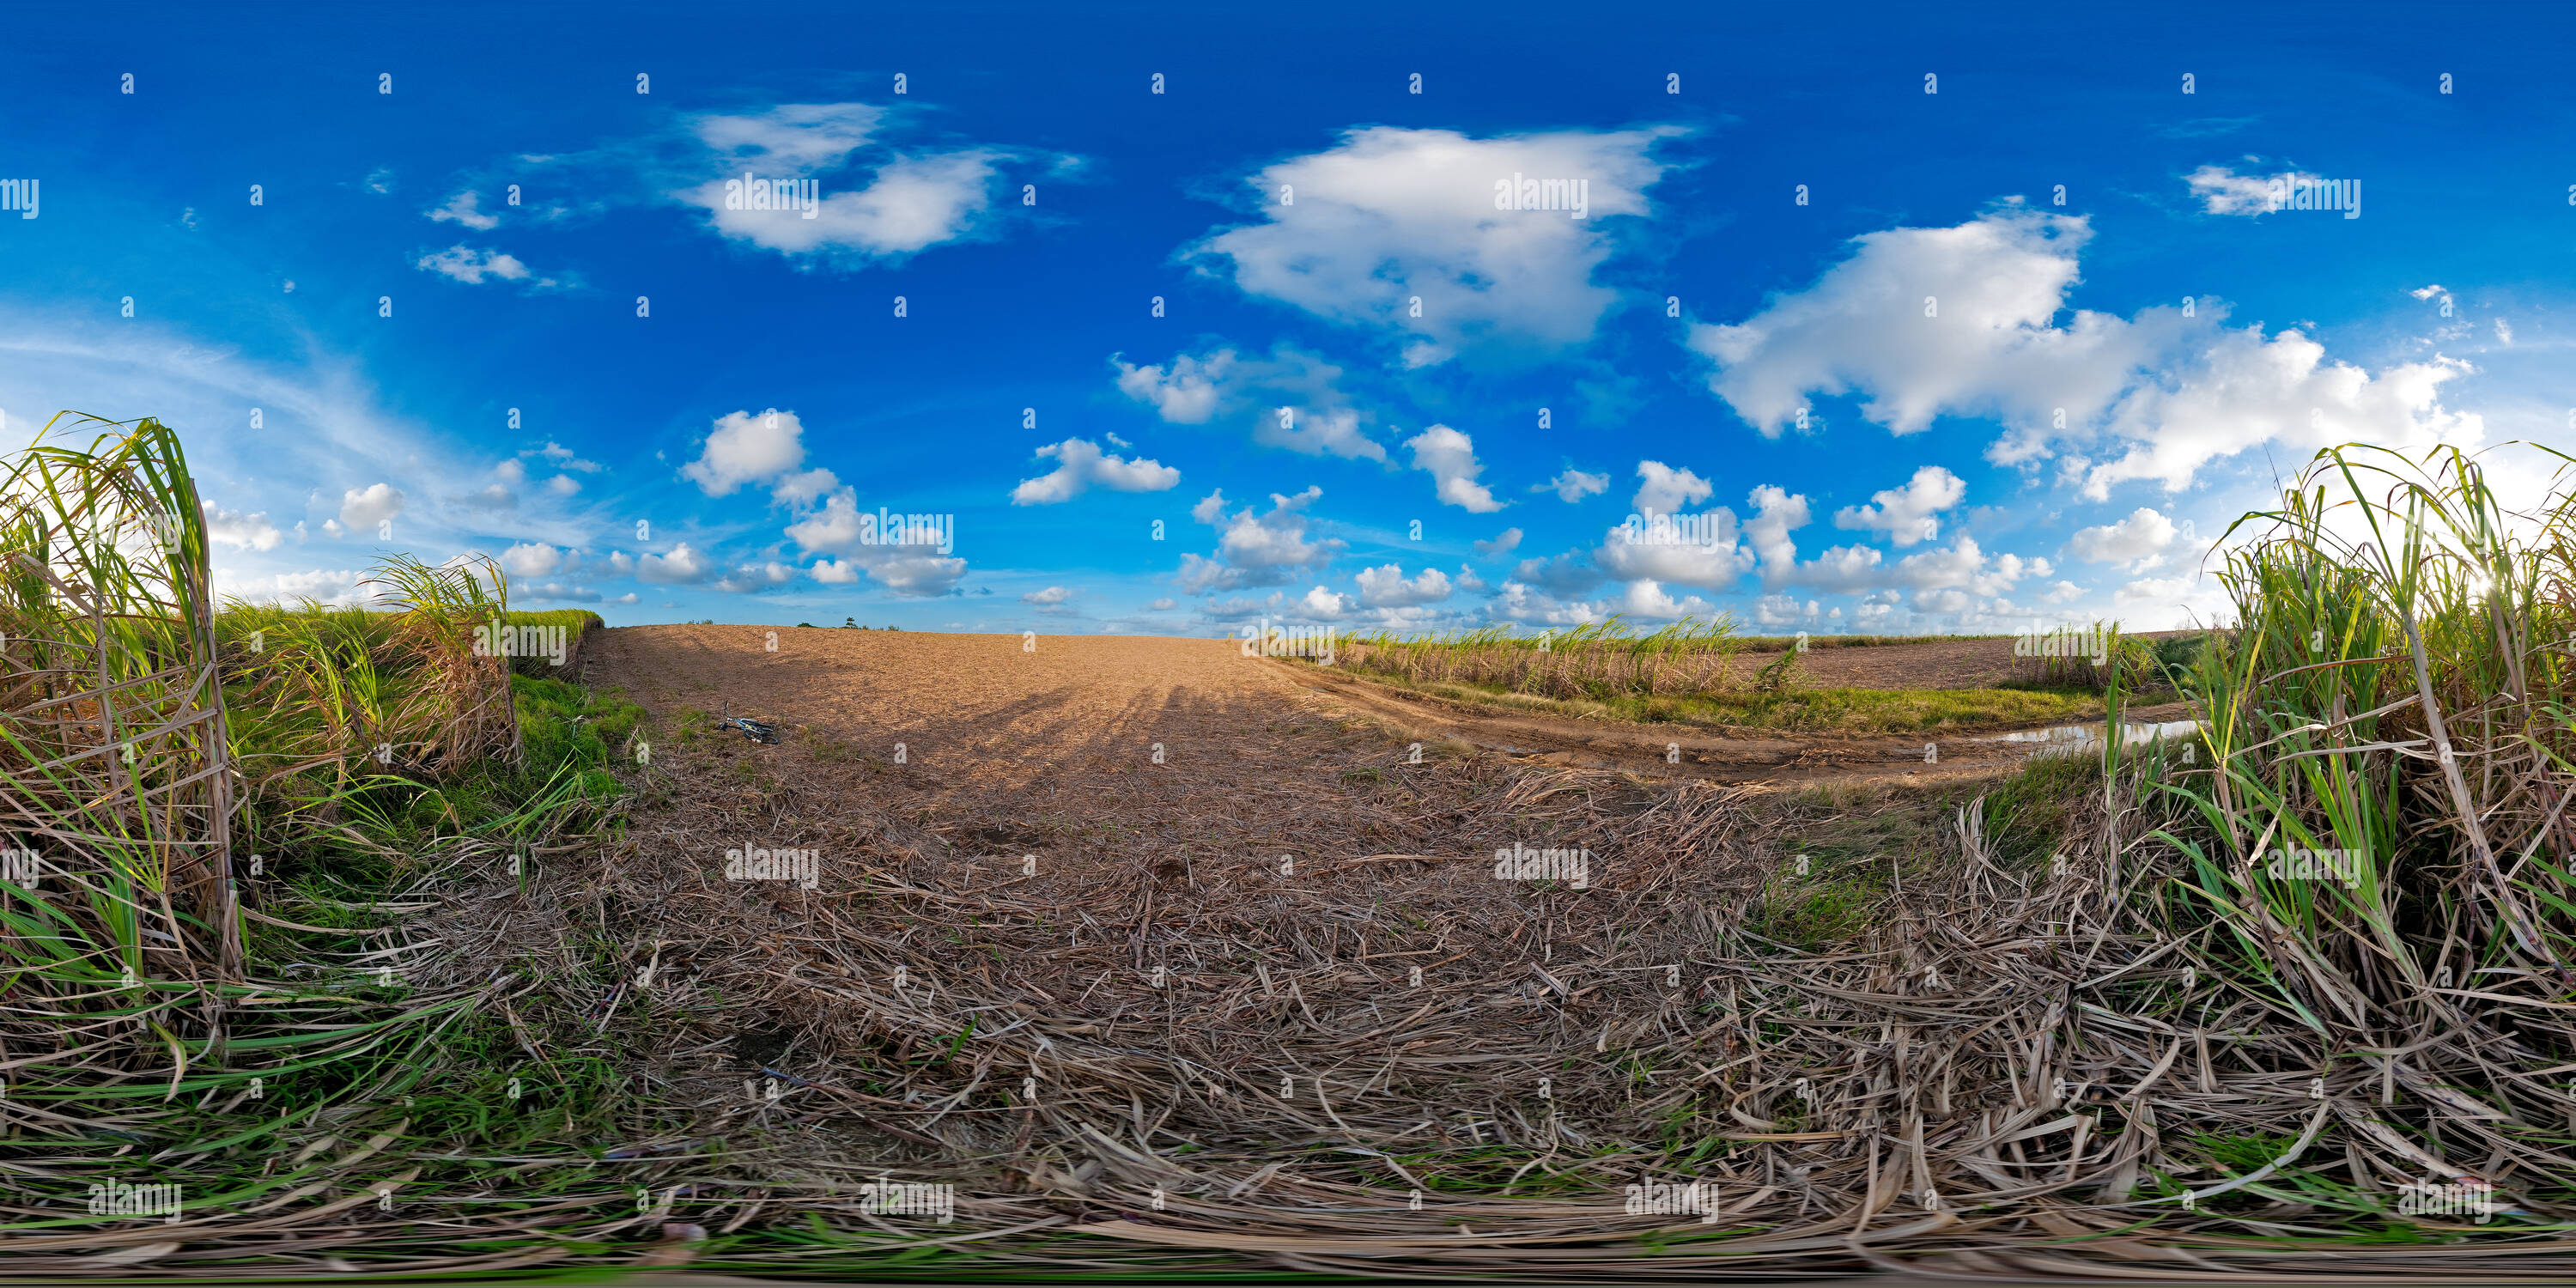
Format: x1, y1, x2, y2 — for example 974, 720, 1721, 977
1336, 668, 2111, 735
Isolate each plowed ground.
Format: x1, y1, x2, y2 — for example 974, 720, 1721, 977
481, 626, 2177, 1206
586, 627, 2171, 792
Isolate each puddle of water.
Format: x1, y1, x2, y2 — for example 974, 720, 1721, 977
1984, 719, 2203, 750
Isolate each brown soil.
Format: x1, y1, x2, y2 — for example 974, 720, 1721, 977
584, 626, 2181, 795
587, 626, 1309, 790
423, 624, 2227, 1267
549, 624, 1809, 1158
373, 625, 2540, 1281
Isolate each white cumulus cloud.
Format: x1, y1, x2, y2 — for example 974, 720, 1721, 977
337, 483, 404, 532
1299, 585, 1349, 618
1113, 345, 1384, 461
636, 543, 714, 584
498, 542, 562, 578
783, 489, 969, 596
1010, 437, 1180, 505
1354, 563, 1453, 607
713, 561, 796, 592
1631, 460, 1712, 516
1832, 465, 1964, 547
1184, 125, 1678, 366
1688, 208, 2480, 497
1595, 509, 1755, 591
1405, 425, 1504, 513
200, 501, 281, 551
2066, 507, 2187, 569
681, 408, 811, 497
1175, 486, 1343, 593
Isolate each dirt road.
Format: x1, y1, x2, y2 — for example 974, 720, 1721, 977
1292, 664, 2072, 785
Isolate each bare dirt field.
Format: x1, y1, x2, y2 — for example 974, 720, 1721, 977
559, 625, 2079, 1130
543, 625, 1822, 1164
586, 626, 2174, 793
410, 625, 2196, 1265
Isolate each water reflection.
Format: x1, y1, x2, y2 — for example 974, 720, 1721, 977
1985, 719, 2203, 749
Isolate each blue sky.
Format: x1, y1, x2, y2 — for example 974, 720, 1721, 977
3, 1, 2569, 635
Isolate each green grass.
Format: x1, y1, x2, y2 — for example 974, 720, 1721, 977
1979, 749, 2100, 870
213, 604, 627, 881
514, 671, 642, 778
1338, 615, 1747, 702
1, 415, 680, 1268
1750, 863, 1884, 948
1334, 612, 2148, 730
1747, 783, 1972, 947
1360, 671, 2106, 734
496, 606, 605, 677
2153, 440, 2576, 974
1352, 614, 1742, 658
2076, 440, 2576, 1237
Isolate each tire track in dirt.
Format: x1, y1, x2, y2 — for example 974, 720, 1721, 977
1282, 664, 2011, 786
1278, 660, 2196, 787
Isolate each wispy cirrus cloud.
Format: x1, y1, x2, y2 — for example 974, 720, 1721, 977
415, 244, 558, 287
671, 102, 1073, 267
